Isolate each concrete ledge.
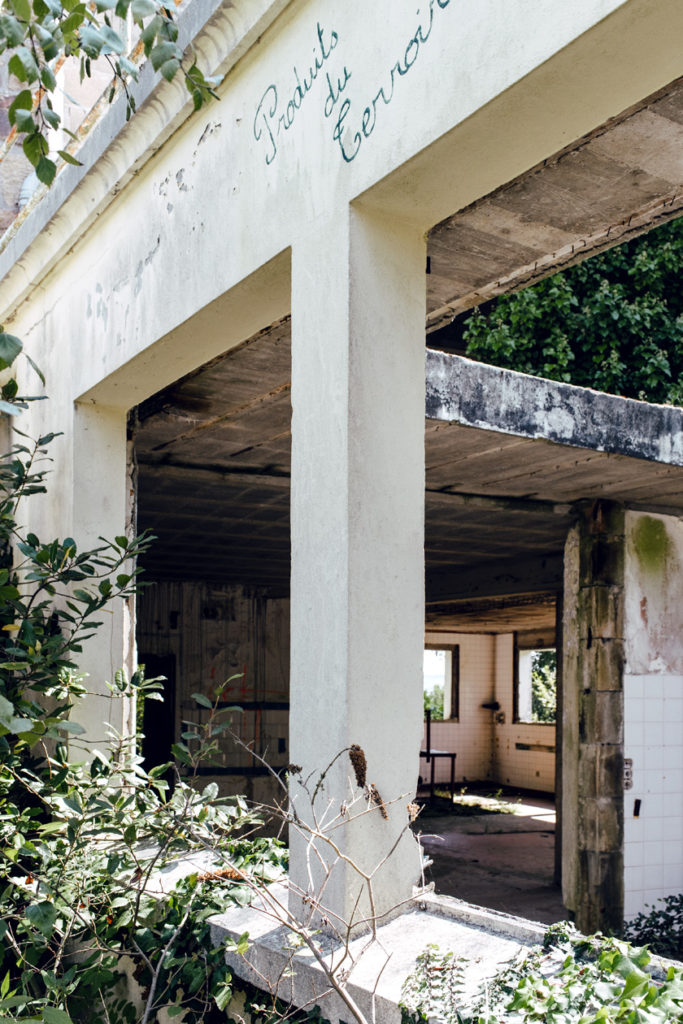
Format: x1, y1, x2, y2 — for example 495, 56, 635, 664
210, 883, 548, 1023
426, 350, 683, 466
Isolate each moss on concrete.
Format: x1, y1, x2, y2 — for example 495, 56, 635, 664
633, 515, 671, 574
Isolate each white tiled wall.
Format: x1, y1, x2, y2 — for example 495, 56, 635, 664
421, 632, 556, 793
623, 673, 683, 920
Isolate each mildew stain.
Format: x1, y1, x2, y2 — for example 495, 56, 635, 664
633, 515, 672, 574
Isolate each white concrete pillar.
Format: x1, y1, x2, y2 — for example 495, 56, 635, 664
289, 206, 426, 932
70, 401, 135, 745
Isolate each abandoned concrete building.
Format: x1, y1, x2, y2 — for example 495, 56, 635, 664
2, 0, 683, 991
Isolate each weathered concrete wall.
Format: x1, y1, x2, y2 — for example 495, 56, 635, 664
562, 501, 625, 934
137, 581, 289, 804
623, 511, 683, 920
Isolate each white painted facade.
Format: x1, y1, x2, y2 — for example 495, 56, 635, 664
2, 0, 683, 936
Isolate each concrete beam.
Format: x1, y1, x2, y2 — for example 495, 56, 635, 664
426, 553, 564, 605
426, 350, 683, 466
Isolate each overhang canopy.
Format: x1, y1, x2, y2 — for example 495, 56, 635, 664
135, 332, 683, 634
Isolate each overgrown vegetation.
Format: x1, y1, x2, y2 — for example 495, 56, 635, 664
0, 362, 286, 1020
463, 218, 683, 406
400, 924, 683, 1023
625, 894, 683, 964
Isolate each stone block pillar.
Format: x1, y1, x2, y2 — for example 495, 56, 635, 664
562, 499, 624, 933
289, 206, 425, 932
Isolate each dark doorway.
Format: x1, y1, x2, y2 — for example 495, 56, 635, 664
138, 652, 176, 774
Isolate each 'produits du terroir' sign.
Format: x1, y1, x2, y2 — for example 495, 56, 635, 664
253, 0, 452, 166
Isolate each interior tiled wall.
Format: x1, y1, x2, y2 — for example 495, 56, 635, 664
421, 632, 494, 783
422, 632, 556, 792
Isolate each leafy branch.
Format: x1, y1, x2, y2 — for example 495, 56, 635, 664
0, 0, 222, 186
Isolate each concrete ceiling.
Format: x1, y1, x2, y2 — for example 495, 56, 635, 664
134, 73, 683, 636
426, 76, 683, 331
135, 335, 683, 636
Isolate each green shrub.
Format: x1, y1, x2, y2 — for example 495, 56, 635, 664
0, 427, 286, 1022
400, 923, 683, 1023
625, 893, 683, 963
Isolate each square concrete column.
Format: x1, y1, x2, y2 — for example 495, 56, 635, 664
289, 207, 426, 932
71, 402, 136, 745
562, 500, 625, 933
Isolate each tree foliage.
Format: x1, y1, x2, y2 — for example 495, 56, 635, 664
423, 683, 444, 721
530, 650, 556, 725
0, 0, 221, 186
463, 219, 683, 405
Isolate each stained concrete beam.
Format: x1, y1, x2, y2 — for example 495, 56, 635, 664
426, 350, 683, 466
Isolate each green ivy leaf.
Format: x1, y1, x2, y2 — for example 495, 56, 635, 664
42, 1008, 74, 1024
24, 351, 46, 384
13, 107, 35, 132
41, 64, 57, 90
0, 14, 25, 47
98, 23, 124, 51
130, 0, 155, 18
79, 23, 104, 56
43, 107, 61, 130
139, 13, 161, 53
22, 130, 48, 166
8, 88, 32, 126
171, 743, 192, 766
158, 56, 179, 82
149, 39, 180, 71
58, 149, 82, 166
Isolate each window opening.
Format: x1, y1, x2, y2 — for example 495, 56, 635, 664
516, 647, 556, 724
423, 645, 459, 720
